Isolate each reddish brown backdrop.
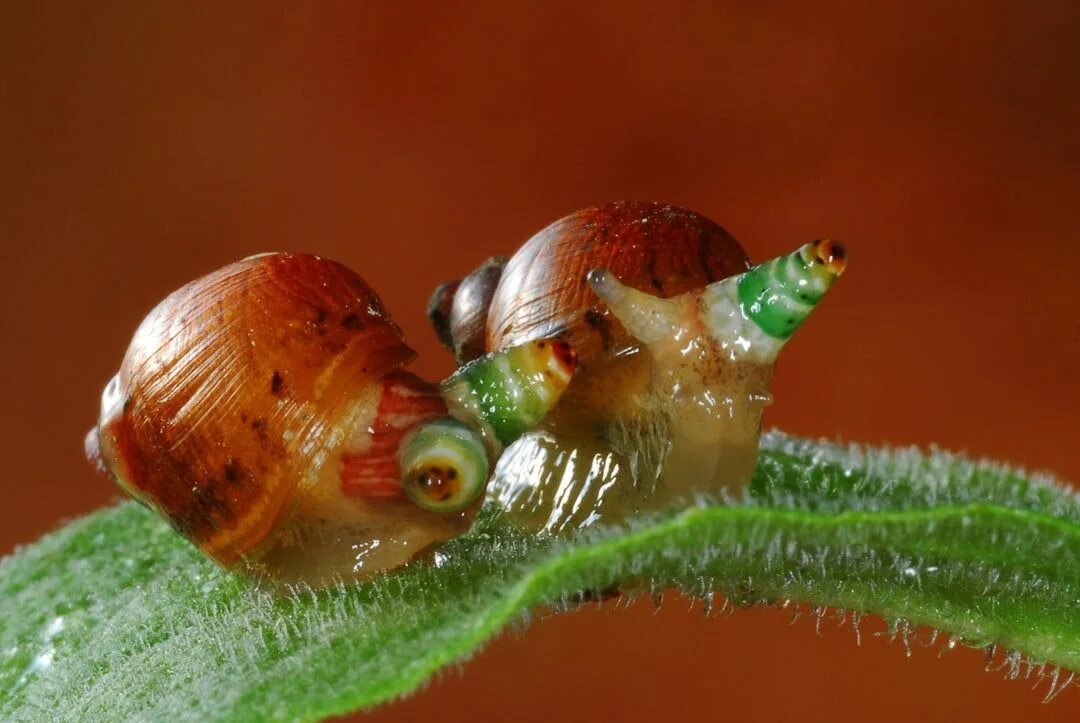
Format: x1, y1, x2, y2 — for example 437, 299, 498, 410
2, 2, 1078, 721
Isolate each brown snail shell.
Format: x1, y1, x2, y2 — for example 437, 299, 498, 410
436, 201, 749, 367
486, 202, 749, 363
428, 255, 507, 363
90, 253, 475, 584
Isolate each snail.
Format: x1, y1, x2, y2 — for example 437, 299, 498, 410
430, 202, 845, 532
85, 252, 577, 584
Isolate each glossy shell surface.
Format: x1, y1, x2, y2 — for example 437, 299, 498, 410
94, 253, 452, 577
486, 201, 750, 364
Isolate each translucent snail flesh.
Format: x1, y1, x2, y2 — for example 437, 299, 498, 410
86, 252, 577, 584
430, 202, 845, 533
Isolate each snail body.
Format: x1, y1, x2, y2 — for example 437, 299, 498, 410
87, 253, 576, 584
430, 202, 845, 532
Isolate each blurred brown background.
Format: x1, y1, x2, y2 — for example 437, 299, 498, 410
2, 1, 1078, 720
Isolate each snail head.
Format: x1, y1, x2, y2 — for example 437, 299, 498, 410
588, 239, 847, 364
586, 240, 845, 436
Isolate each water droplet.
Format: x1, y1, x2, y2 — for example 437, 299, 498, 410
16, 616, 64, 686
351, 539, 381, 573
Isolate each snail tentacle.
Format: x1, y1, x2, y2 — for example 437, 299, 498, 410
703, 239, 847, 362
586, 269, 682, 347
441, 339, 578, 450
591, 240, 847, 364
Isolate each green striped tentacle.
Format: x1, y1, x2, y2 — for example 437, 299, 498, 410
441, 340, 576, 449
737, 240, 846, 340
701, 240, 846, 362
398, 418, 490, 512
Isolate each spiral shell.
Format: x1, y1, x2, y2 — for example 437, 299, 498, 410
436, 201, 749, 367
91, 253, 416, 563
489, 202, 748, 362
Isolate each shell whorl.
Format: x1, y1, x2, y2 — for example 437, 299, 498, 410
447, 202, 749, 366
93, 253, 414, 565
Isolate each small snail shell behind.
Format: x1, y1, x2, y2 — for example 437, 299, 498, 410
429, 203, 846, 532
86, 253, 576, 584
428, 256, 507, 363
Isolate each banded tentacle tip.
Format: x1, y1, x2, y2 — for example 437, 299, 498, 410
806, 239, 847, 277
399, 417, 489, 513
534, 338, 578, 382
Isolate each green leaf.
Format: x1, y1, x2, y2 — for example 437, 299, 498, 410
1, 432, 1077, 721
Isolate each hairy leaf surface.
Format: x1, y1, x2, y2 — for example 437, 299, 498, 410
1, 432, 1077, 721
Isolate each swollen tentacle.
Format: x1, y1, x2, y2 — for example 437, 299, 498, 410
342, 340, 577, 511
396, 339, 578, 513
398, 418, 491, 512
700, 239, 846, 362
441, 339, 577, 449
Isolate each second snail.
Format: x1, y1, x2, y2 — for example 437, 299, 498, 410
86, 201, 846, 586
432, 201, 846, 533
